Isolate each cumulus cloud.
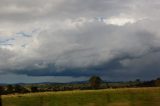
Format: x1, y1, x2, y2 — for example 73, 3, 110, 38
0, 0, 160, 82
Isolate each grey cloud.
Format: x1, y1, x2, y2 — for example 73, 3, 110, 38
0, 0, 138, 23
0, 0, 160, 82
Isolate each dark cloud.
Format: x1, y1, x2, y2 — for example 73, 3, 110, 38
0, 0, 160, 83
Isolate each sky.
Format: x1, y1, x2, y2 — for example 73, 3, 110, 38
0, 0, 160, 83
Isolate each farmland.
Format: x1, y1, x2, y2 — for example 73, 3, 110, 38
1, 87, 160, 106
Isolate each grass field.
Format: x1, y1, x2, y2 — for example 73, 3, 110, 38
1, 87, 160, 106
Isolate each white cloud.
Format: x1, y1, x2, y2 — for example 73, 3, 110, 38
104, 17, 136, 26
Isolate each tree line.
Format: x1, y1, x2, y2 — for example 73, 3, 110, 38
0, 76, 160, 95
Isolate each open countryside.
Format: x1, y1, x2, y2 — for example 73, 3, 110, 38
1, 87, 160, 106
0, 76, 160, 106
0, 0, 160, 106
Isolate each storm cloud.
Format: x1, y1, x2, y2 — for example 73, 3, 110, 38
0, 0, 160, 83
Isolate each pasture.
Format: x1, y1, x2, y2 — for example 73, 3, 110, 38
1, 87, 160, 106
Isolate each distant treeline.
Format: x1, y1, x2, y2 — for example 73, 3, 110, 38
0, 76, 160, 95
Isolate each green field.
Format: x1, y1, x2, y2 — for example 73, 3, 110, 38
2, 87, 160, 106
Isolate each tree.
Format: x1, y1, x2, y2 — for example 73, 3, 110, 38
6, 85, 14, 94
15, 85, 22, 93
0, 86, 5, 106
31, 86, 38, 92
0, 86, 5, 95
135, 79, 141, 86
136, 79, 141, 83
89, 76, 102, 89
14, 84, 29, 93
0, 92, 1, 106
155, 78, 160, 87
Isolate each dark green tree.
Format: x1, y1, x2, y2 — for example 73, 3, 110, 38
0, 86, 5, 94
89, 76, 102, 89
31, 86, 38, 92
14, 84, 29, 93
6, 85, 14, 94
155, 78, 160, 87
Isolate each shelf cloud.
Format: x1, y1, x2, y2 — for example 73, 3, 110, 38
0, 0, 160, 83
